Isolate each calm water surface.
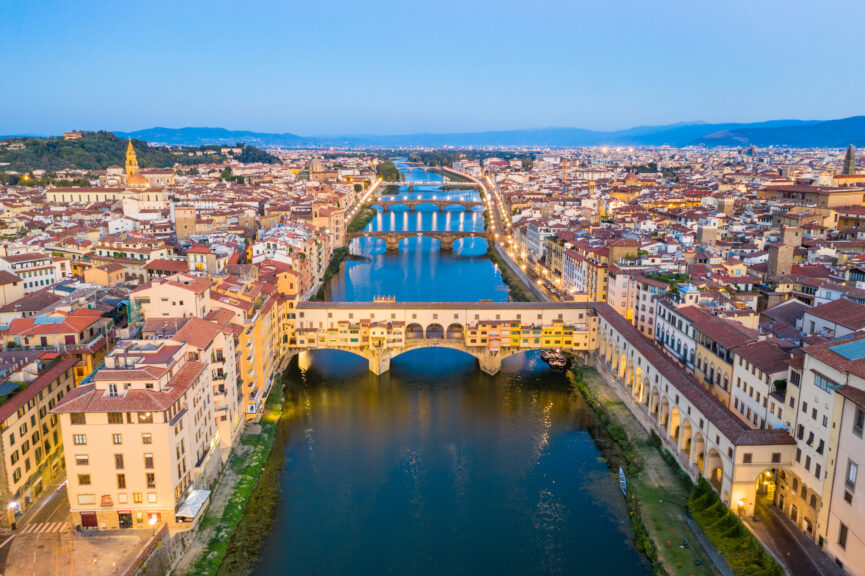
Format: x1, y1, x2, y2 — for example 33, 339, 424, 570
250, 161, 649, 575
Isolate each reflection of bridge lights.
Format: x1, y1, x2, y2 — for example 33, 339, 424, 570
298, 351, 312, 372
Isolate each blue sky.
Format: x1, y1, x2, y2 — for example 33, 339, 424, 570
1, 0, 863, 135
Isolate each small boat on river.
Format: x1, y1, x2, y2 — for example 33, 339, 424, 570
540, 349, 569, 369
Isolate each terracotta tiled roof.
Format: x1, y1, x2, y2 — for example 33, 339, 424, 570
761, 300, 809, 326
696, 317, 759, 349
6, 309, 103, 336
52, 360, 206, 414
0, 271, 21, 285
734, 340, 795, 375
0, 291, 63, 314
837, 385, 865, 409
144, 259, 188, 272
804, 299, 865, 331
172, 317, 227, 350
141, 317, 189, 336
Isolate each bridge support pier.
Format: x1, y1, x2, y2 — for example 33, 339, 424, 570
369, 354, 391, 375
477, 350, 502, 376
385, 238, 400, 252
439, 237, 454, 251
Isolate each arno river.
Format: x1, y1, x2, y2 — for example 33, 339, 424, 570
250, 162, 649, 574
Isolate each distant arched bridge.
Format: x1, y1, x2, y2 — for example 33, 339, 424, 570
346, 230, 490, 251
371, 198, 485, 212
380, 181, 478, 189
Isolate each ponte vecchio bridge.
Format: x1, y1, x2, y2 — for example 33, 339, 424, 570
346, 230, 490, 251
292, 301, 594, 375
287, 300, 796, 517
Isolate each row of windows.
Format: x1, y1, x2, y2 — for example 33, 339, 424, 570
75, 452, 153, 469
19, 268, 53, 279
78, 471, 157, 489
77, 491, 157, 506
71, 412, 154, 425
72, 432, 153, 445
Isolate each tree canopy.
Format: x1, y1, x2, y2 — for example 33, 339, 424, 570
375, 160, 400, 181
0, 131, 279, 172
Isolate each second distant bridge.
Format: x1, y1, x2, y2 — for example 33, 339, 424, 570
346, 230, 490, 251
372, 198, 485, 212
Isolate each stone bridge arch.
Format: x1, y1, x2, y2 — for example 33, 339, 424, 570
446, 323, 464, 340
425, 323, 445, 339
405, 323, 424, 339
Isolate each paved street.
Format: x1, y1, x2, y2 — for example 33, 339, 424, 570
744, 495, 845, 576
0, 479, 70, 572
475, 173, 553, 302
0, 484, 153, 576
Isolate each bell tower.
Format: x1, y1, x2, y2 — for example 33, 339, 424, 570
126, 139, 140, 179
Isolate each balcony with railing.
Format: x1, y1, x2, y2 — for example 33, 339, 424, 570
8, 333, 110, 355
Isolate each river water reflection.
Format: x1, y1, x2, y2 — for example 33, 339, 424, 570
251, 162, 649, 575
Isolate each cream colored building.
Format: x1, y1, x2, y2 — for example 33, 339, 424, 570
824, 387, 865, 575
52, 339, 219, 530
0, 252, 69, 295
86, 235, 171, 282
129, 273, 213, 327
776, 332, 865, 555
0, 271, 23, 307
730, 340, 793, 430
171, 317, 242, 461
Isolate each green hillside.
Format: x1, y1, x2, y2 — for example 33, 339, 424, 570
0, 131, 279, 172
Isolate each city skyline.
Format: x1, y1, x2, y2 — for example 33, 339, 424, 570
2, 0, 864, 135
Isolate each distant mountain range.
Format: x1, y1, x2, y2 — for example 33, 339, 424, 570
116, 116, 865, 148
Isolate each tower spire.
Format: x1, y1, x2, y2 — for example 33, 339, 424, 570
844, 144, 856, 175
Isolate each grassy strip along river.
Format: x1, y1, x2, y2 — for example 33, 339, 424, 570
570, 365, 718, 576
180, 378, 291, 576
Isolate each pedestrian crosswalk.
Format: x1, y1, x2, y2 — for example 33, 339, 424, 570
19, 521, 70, 535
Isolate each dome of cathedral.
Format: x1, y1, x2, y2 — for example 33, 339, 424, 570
127, 173, 148, 186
